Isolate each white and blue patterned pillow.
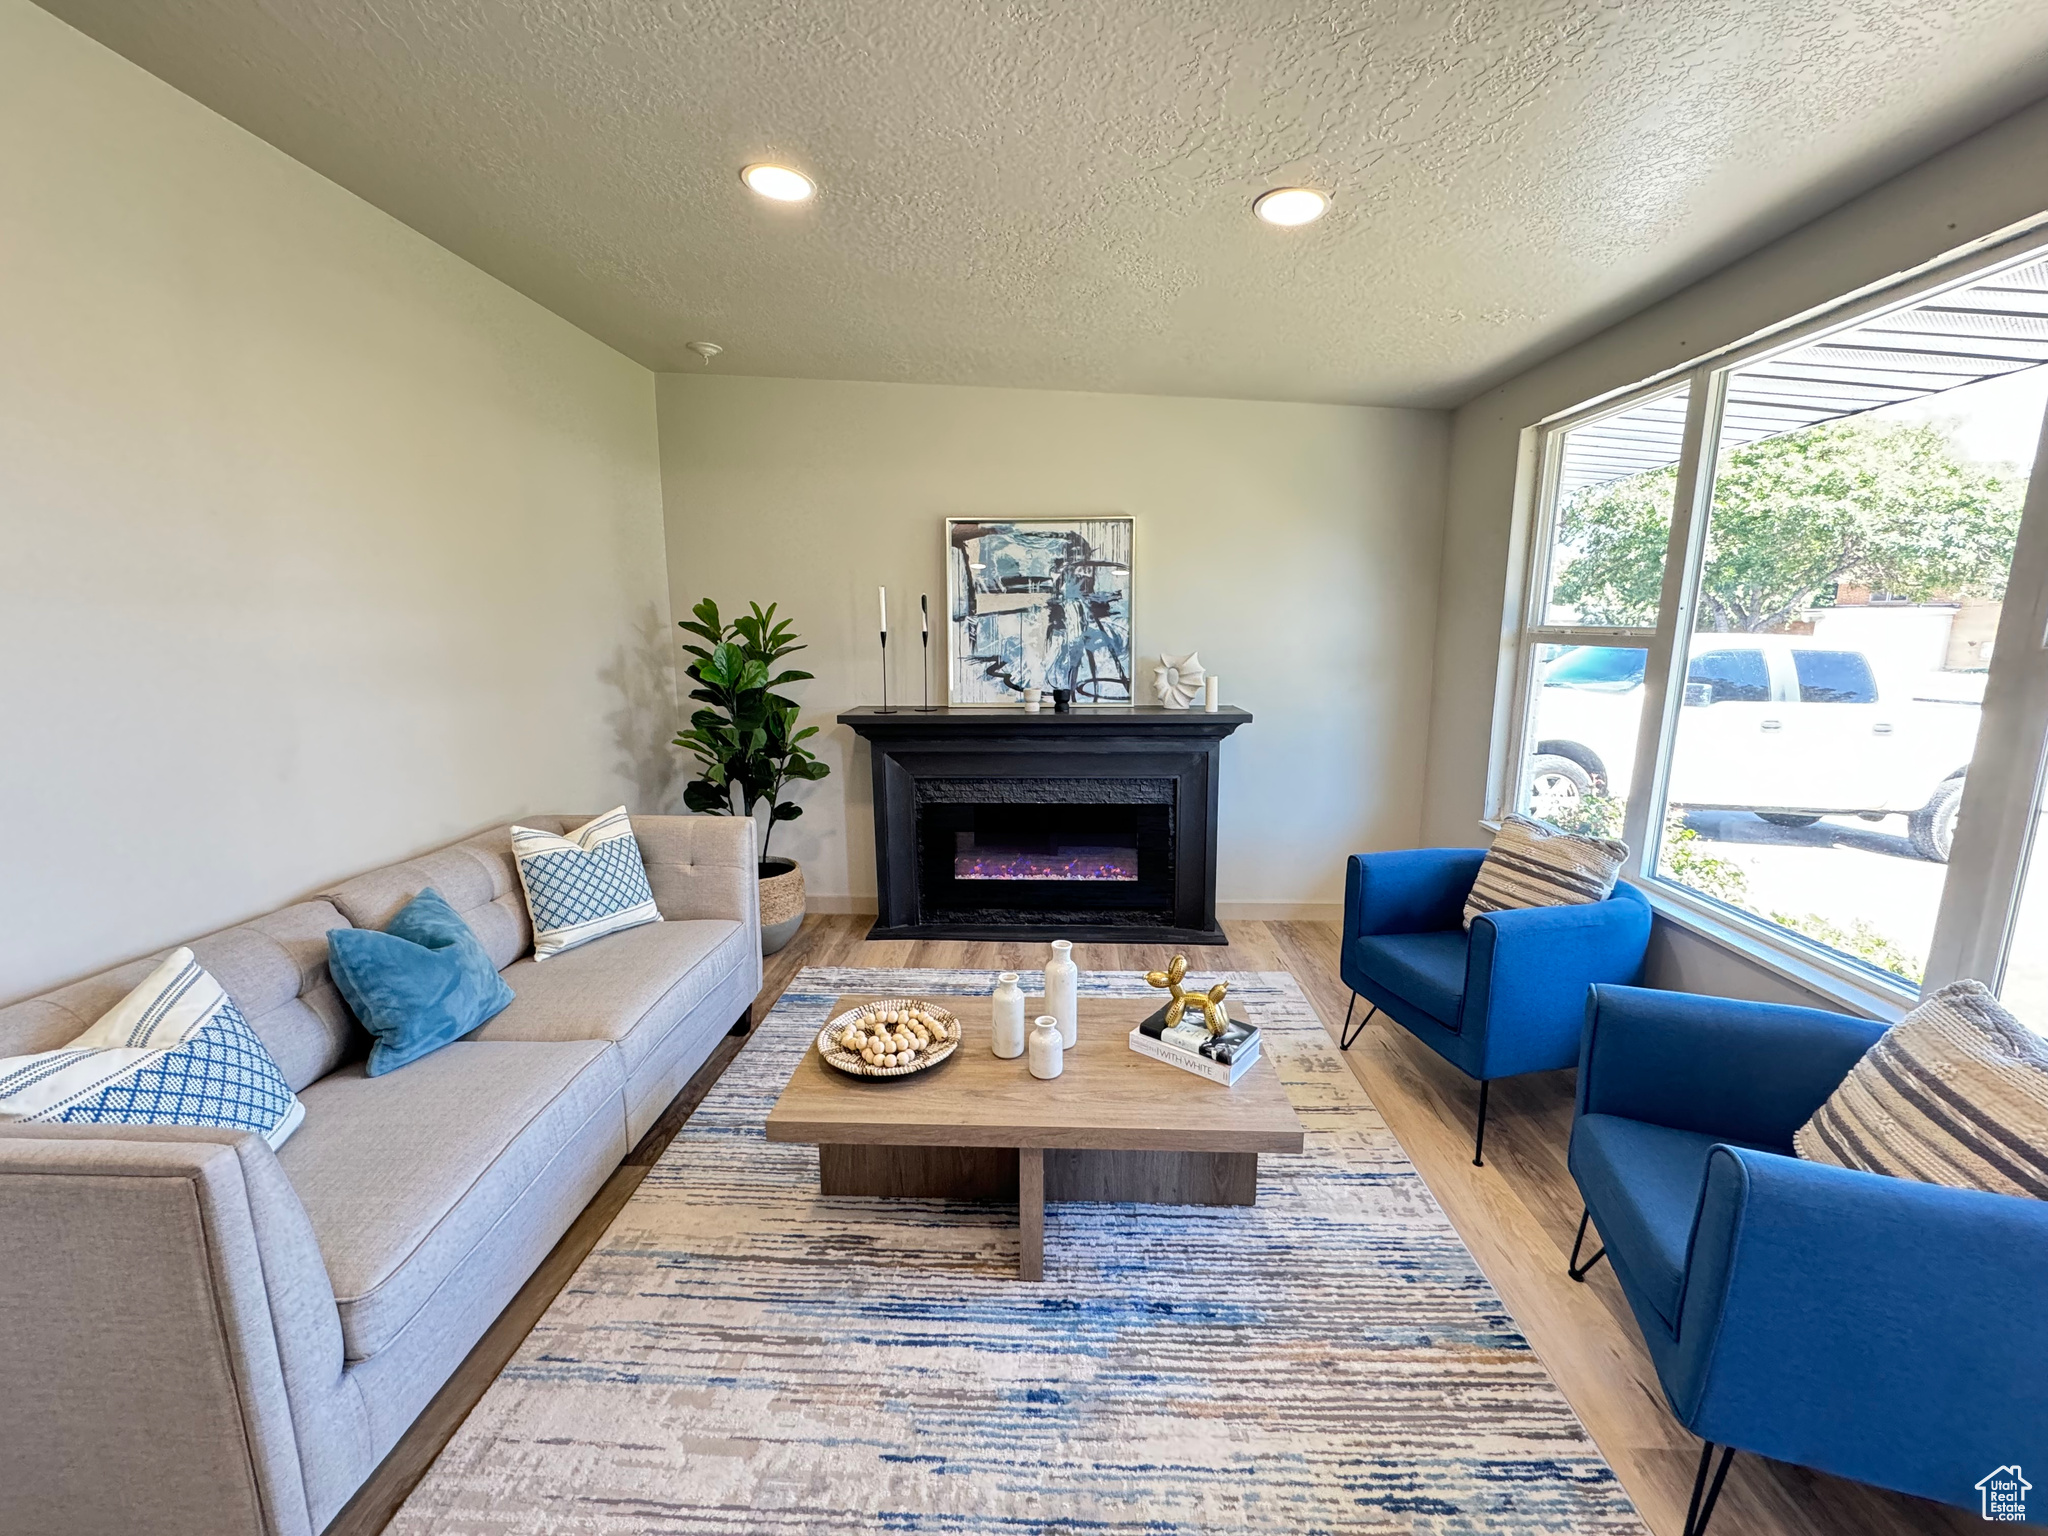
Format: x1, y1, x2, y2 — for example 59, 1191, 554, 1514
0, 948, 305, 1149
511, 807, 661, 960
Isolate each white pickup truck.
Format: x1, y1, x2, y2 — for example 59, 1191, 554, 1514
1528, 637, 1977, 861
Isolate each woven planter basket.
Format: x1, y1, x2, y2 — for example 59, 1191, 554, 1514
760, 858, 805, 929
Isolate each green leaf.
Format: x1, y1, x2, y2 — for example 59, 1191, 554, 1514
682, 779, 733, 814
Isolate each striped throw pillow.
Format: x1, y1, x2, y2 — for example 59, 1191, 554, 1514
511, 807, 662, 960
1795, 980, 2048, 1201
1462, 814, 1628, 930
0, 948, 305, 1149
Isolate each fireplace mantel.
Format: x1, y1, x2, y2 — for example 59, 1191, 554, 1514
839, 705, 1252, 944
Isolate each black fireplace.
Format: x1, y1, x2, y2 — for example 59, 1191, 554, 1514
839, 706, 1251, 944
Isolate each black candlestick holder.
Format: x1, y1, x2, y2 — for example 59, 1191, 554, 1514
917, 626, 938, 710
876, 630, 896, 713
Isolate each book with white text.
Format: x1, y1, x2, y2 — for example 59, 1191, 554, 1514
1127, 1026, 1262, 1086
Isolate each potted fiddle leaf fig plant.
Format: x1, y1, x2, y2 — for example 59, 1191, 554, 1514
673, 599, 831, 954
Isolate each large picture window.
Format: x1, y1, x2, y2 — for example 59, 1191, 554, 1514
1501, 237, 2048, 1018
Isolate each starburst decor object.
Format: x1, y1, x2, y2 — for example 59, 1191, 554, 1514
1153, 652, 1205, 709
1143, 954, 1231, 1035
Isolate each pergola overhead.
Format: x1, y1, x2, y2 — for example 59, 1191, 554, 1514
1558, 254, 2048, 499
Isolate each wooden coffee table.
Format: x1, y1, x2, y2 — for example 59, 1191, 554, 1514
764, 995, 1306, 1279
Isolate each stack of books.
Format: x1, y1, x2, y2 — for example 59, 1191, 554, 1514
1128, 1004, 1261, 1086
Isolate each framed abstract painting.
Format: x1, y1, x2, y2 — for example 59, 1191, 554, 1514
945, 517, 1134, 704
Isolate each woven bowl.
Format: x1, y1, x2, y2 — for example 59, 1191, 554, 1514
817, 998, 962, 1079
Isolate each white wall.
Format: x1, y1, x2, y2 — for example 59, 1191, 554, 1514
1418, 95, 2048, 1009
658, 374, 1448, 917
0, 0, 672, 1004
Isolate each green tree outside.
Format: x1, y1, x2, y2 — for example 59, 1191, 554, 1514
1554, 419, 2024, 631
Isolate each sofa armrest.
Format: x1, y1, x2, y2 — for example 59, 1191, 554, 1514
1344, 849, 1487, 937
1462, 884, 1651, 1079
634, 814, 762, 958
0, 1125, 370, 1536
1576, 983, 1881, 1146
1664, 1145, 2048, 1508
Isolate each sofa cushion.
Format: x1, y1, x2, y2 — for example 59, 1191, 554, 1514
1571, 1114, 1711, 1331
0, 901, 361, 1093
1463, 813, 1627, 930
1796, 979, 2048, 1200
1345, 931, 1467, 1027
477, 919, 749, 1076
1572, 1113, 1774, 1332
0, 948, 305, 1149
323, 819, 582, 971
511, 810, 662, 960
327, 889, 514, 1077
277, 1039, 621, 1361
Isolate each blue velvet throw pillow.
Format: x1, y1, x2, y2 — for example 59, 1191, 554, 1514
328, 888, 515, 1076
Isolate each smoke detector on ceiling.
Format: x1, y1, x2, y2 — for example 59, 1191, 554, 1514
685, 341, 723, 367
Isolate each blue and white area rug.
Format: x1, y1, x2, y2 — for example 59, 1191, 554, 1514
392, 969, 1640, 1534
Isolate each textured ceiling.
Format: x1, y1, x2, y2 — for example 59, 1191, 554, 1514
36, 0, 2048, 406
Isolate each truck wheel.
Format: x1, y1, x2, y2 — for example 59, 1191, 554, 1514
1909, 776, 1964, 863
1528, 754, 1593, 823
1758, 813, 1822, 828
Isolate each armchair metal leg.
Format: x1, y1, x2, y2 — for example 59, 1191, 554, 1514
1567, 1207, 1608, 1282
1339, 993, 1376, 1051
1471, 1080, 1490, 1167
1682, 1441, 1735, 1536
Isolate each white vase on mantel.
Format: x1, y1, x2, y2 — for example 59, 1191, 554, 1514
1028, 1014, 1065, 1079
1045, 939, 1079, 1047
991, 972, 1026, 1059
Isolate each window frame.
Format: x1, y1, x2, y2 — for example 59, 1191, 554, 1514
1493, 222, 2048, 1012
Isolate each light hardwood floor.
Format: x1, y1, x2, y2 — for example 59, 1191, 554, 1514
333, 916, 1977, 1536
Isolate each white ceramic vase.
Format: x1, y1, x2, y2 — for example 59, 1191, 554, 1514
990, 972, 1026, 1059
1045, 939, 1079, 1047
1028, 1015, 1064, 1079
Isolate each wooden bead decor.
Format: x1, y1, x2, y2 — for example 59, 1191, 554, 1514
817, 998, 962, 1078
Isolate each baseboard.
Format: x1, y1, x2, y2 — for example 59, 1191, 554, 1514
804, 896, 1337, 923
1217, 901, 1343, 923
804, 895, 879, 915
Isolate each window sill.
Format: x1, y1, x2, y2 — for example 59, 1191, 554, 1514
1634, 882, 1913, 1023
1475, 817, 1912, 1023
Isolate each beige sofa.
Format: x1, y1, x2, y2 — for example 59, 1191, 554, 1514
0, 814, 760, 1536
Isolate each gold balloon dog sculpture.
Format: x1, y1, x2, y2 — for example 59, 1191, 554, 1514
1143, 954, 1230, 1035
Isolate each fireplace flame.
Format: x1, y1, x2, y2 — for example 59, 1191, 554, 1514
954, 848, 1139, 882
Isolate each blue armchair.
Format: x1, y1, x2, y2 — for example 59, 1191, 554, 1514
1339, 848, 1652, 1164
1569, 984, 2048, 1533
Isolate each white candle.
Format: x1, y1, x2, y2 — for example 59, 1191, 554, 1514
1204, 675, 1219, 712
878, 586, 887, 635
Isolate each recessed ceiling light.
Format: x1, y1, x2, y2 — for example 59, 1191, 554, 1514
741, 163, 816, 202
1253, 187, 1329, 227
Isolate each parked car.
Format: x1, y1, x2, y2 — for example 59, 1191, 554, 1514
1528, 639, 1976, 860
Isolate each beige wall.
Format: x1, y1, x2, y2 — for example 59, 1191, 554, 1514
658, 373, 1448, 917
1418, 95, 2048, 1010
0, 0, 672, 1004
